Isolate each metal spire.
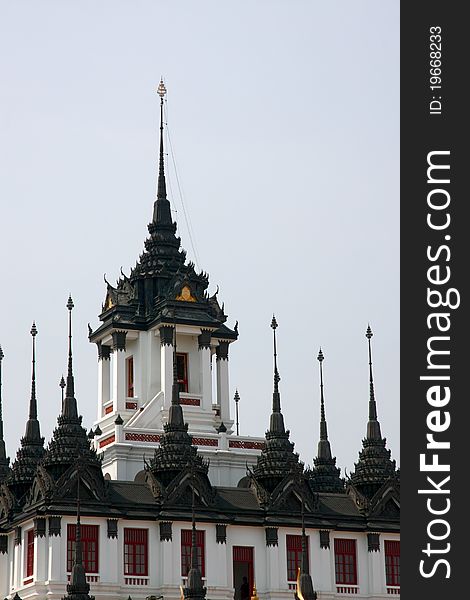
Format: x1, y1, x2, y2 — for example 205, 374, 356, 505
365, 325, 382, 440
0, 346, 4, 429
60, 374, 66, 410
24, 323, 42, 441
316, 349, 332, 460
29, 323, 38, 420
269, 316, 285, 433
63, 296, 79, 419
0, 345, 9, 477
157, 79, 167, 201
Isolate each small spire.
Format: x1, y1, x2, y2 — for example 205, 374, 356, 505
24, 322, 42, 442
0, 345, 4, 425
365, 325, 382, 440
60, 374, 66, 410
316, 348, 331, 459
0, 345, 10, 478
63, 296, 79, 419
269, 316, 285, 433
29, 323, 38, 420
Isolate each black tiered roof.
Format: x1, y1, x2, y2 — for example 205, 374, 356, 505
308, 349, 344, 494
89, 82, 236, 342
252, 317, 303, 494
7, 324, 45, 501
41, 299, 103, 491
349, 327, 397, 499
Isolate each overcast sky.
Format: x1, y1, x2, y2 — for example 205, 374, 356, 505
0, 0, 399, 476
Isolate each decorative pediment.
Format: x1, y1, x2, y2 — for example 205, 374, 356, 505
268, 476, 319, 513
368, 477, 400, 518
163, 467, 215, 508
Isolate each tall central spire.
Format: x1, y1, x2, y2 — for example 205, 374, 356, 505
152, 79, 174, 227
24, 322, 42, 441
157, 79, 167, 201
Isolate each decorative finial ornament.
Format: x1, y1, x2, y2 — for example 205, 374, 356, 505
157, 79, 167, 99
365, 324, 381, 439
65, 295, 76, 406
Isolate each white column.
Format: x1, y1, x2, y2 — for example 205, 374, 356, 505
112, 351, 126, 413
13, 535, 21, 589
199, 345, 213, 411
35, 522, 48, 583
368, 536, 385, 595
0, 537, 9, 596
216, 342, 230, 423
160, 327, 174, 408
48, 526, 62, 582
266, 536, 281, 592
98, 349, 111, 415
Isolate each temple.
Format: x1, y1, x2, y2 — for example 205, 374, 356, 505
0, 82, 399, 600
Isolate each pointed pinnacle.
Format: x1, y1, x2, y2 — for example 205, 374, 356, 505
0, 346, 4, 361
366, 324, 373, 339
234, 389, 240, 402
30, 322, 38, 337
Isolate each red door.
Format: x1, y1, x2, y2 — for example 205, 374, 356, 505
233, 546, 254, 600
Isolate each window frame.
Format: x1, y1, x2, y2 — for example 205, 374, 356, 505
67, 524, 99, 573
384, 540, 400, 587
286, 534, 309, 582
181, 529, 205, 577
126, 355, 134, 398
124, 527, 148, 577
334, 538, 357, 586
176, 353, 189, 393
25, 528, 34, 579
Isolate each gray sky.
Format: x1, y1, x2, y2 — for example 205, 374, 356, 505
0, 1, 399, 476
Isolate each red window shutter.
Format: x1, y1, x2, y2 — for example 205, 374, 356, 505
127, 356, 134, 398
286, 535, 308, 582
181, 529, 205, 577
385, 541, 400, 586
176, 353, 189, 393
334, 538, 357, 585
124, 528, 148, 576
26, 529, 34, 578
67, 523, 99, 573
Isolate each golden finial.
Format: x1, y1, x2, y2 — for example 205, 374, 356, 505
251, 582, 259, 600
157, 78, 167, 98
